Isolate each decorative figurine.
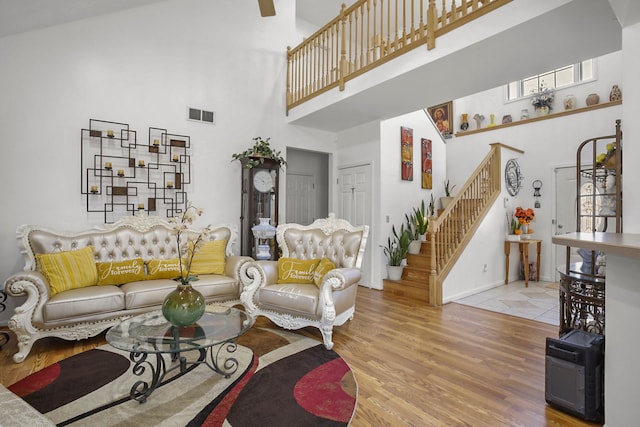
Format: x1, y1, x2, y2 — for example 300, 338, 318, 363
472, 113, 485, 130
610, 85, 622, 102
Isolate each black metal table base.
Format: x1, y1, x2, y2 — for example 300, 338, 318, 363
0, 290, 9, 348
128, 341, 240, 403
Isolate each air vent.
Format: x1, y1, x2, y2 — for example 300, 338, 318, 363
187, 107, 215, 125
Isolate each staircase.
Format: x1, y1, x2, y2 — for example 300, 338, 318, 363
384, 143, 522, 305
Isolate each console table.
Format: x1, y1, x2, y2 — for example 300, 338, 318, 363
504, 239, 541, 287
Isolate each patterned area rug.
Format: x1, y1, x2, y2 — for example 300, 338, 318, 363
8, 327, 357, 426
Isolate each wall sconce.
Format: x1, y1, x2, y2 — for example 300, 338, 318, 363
533, 180, 542, 208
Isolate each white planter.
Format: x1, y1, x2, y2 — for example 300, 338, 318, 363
387, 265, 404, 280
506, 234, 520, 242
408, 240, 422, 254
440, 196, 454, 210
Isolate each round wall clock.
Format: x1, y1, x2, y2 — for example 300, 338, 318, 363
505, 158, 523, 196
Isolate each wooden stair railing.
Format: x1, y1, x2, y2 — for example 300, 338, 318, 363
384, 143, 524, 305
286, 0, 512, 112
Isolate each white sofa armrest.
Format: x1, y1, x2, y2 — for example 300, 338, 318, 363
239, 260, 277, 313
225, 255, 254, 280
320, 267, 362, 291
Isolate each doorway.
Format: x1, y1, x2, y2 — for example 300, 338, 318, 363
553, 165, 578, 280
285, 148, 329, 224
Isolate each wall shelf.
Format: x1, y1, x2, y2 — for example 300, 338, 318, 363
455, 100, 622, 138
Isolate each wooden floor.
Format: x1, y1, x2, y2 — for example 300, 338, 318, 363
0, 288, 602, 427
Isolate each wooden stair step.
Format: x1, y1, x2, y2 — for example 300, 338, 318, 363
383, 278, 429, 302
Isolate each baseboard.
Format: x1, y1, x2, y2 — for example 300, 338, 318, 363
444, 280, 505, 304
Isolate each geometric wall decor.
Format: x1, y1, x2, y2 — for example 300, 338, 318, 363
81, 119, 191, 223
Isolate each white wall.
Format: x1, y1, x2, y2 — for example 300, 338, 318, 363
378, 111, 447, 284
0, 0, 336, 323
443, 51, 623, 301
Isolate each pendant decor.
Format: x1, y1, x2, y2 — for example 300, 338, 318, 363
162, 284, 206, 327
505, 158, 523, 196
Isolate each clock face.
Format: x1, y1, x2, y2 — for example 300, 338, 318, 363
253, 170, 273, 193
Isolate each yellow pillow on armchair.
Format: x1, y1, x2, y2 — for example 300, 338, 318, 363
277, 258, 321, 284
313, 257, 336, 287
36, 246, 98, 296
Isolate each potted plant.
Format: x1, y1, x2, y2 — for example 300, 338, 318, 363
407, 200, 429, 254
231, 136, 287, 169
440, 179, 456, 210
383, 225, 410, 280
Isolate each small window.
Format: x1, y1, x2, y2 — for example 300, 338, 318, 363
506, 59, 595, 101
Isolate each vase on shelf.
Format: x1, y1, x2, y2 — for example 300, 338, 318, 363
520, 109, 529, 120
586, 93, 600, 106
535, 106, 550, 116
460, 113, 469, 131
162, 283, 206, 327
564, 94, 576, 110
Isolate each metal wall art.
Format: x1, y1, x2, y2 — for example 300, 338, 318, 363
81, 119, 191, 222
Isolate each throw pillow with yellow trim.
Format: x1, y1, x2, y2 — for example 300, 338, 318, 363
277, 258, 321, 284
96, 258, 146, 285
313, 257, 336, 287
146, 258, 181, 280
189, 240, 227, 275
36, 246, 98, 296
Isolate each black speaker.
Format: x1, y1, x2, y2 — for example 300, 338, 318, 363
545, 330, 604, 422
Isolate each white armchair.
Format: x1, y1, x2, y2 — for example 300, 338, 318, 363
240, 214, 369, 349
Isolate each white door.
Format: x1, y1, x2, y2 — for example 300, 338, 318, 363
554, 166, 578, 280
338, 164, 371, 227
286, 173, 316, 225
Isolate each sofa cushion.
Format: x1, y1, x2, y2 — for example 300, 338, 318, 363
96, 258, 146, 285
189, 240, 226, 275
44, 285, 125, 322
36, 246, 98, 296
121, 275, 240, 309
277, 258, 320, 284
258, 283, 319, 316
313, 257, 336, 287
146, 258, 181, 280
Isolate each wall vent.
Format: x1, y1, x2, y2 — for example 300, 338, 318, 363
187, 107, 215, 124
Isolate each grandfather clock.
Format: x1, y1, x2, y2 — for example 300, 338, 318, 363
240, 158, 279, 258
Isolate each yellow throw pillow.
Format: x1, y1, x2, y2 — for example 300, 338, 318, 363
189, 240, 227, 275
313, 257, 336, 287
36, 246, 98, 296
146, 258, 181, 280
96, 258, 145, 285
277, 258, 321, 284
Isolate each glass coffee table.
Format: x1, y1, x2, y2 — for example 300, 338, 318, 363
106, 306, 253, 403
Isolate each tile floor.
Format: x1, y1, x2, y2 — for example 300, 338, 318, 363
455, 280, 560, 326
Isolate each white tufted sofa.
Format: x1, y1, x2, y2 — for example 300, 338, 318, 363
240, 214, 369, 350
3, 215, 251, 363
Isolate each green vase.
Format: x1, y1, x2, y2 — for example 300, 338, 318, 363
162, 283, 206, 327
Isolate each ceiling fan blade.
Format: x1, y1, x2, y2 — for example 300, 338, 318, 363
258, 0, 275, 17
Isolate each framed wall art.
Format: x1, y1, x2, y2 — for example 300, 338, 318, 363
427, 101, 453, 138
421, 138, 432, 189
400, 126, 413, 181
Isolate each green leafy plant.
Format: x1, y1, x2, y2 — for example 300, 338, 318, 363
232, 136, 287, 169
405, 212, 420, 240
444, 179, 456, 197
428, 194, 435, 217
413, 200, 429, 236
383, 225, 411, 266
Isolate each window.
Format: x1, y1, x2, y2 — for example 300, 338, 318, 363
506, 59, 594, 101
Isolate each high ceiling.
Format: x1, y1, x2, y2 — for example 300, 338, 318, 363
0, 0, 357, 39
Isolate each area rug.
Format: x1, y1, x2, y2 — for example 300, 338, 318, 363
8, 327, 357, 426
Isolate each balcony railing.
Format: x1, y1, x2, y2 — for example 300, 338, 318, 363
287, 0, 511, 112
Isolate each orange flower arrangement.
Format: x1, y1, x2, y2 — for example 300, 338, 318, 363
514, 207, 535, 225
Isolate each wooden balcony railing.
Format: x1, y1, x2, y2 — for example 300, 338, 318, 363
286, 0, 511, 112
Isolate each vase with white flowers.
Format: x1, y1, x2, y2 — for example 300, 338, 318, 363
162, 203, 212, 327
531, 83, 555, 116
